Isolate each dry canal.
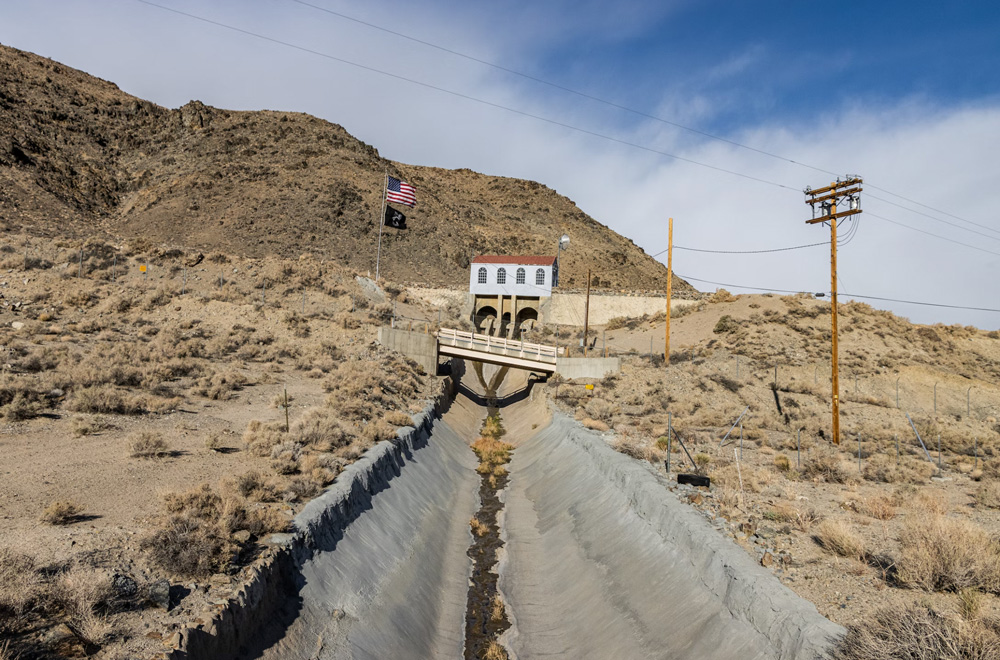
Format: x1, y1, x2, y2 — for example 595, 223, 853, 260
247, 367, 841, 660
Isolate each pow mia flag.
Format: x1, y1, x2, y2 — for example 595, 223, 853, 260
384, 205, 407, 229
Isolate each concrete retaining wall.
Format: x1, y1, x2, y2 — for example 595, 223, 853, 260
553, 356, 620, 379
499, 411, 844, 659
549, 293, 697, 326
159, 382, 457, 660
378, 326, 439, 375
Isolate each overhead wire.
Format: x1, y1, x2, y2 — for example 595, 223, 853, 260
674, 273, 1000, 314
137, 0, 997, 281
291, 0, 993, 240
134, 0, 797, 192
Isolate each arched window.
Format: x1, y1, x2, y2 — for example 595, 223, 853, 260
497, 268, 506, 284
535, 268, 545, 285
516, 268, 526, 284
477, 267, 487, 285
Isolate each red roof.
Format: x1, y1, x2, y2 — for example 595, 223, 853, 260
471, 255, 556, 266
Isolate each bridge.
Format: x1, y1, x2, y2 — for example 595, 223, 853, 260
377, 326, 619, 379
436, 328, 558, 373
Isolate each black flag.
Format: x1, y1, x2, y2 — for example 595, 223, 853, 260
384, 205, 407, 229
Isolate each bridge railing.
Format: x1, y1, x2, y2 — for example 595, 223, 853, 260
437, 328, 558, 363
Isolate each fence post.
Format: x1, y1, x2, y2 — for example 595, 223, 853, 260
938, 433, 942, 471
665, 411, 672, 475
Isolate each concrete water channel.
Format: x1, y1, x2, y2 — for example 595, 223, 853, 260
245, 363, 842, 660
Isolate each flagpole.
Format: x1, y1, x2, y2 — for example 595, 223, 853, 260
375, 168, 387, 281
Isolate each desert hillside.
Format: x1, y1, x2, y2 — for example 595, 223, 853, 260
0, 43, 693, 295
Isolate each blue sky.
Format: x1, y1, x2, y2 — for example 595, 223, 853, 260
2, 1, 999, 328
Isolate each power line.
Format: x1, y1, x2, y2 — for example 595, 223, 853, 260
868, 193, 1000, 243
674, 242, 826, 254
867, 213, 1000, 258
292, 0, 988, 237
134, 0, 798, 192
675, 272, 1000, 314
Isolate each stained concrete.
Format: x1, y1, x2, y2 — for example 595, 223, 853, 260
498, 411, 844, 660
257, 417, 480, 660
250, 364, 841, 660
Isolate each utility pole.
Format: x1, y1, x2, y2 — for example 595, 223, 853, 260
805, 177, 862, 446
583, 268, 591, 357
665, 217, 673, 364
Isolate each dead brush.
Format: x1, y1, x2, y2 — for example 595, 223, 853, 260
800, 451, 854, 484
40, 500, 83, 525
862, 455, 935, 484
896, 514, 1000, 594
813, 518, 867, 561
484, 640, 508, 660
243, 420, 286, 457
831, 602, 1000, 660
293, 408, 352, 451
0, 548, 43, 619
270, 441, 303, 475
128, 431, 169, 458
470, 516, 489, 537
192, 370, 248, 400
973, 482, 1000, 509
67, 384, 147, 415
848, 495, 898, 521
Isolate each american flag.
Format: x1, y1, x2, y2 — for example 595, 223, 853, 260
386, 175, 416, 207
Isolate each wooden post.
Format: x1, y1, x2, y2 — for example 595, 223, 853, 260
665, 217, 673, 364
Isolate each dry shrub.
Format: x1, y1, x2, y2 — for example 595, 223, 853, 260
709, 288, 737, 303
40, 500, 82, 525
360, 420, 398, 446
230, 471, 280, 502
912, 490, 949, 516
832, 603, 1000, 660
147, 484, 289, 577
0, 392, 43, 421
800, 452, 853, 484
129, 431, 169, 458
51, 564, 114, 621
814, 518, 866, 561
282, 477, 320, 503
484, 641, 508, 660
67, 385, 147, 414
490, 595, 505, 623
271, 441, 302, 474
768, 501, 823, 531
243, 420, 286, 456
848, 495, 897, 521
0, 548, 42, 619
582, 418, 610, 432
192, 370, 248, 400
300, 453, 343, 487
774, 454, 791, 473
973, 482, 1000, 509
711, 463, 774, 493
981, 458, 1000, 480
960, 588, 984, 621
293, 408, 352, 450
584, 397, 617, 422
323, 355, 423, 423
612, 437, 660, 463
470, 517, 489, 537
863, 455, 935, 484
384, 410, 413, 428
896, 515, 1000, 594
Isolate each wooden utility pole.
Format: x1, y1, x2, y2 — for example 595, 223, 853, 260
805, 178, 862, 445
583, 268, 591, 357
665, 217, 673, 363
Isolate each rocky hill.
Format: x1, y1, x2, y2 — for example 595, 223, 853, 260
0, 43, 694, 294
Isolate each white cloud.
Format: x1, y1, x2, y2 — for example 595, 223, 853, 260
2, 1, 998, 329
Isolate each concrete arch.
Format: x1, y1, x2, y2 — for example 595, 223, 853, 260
474, 305, 498, 335
515, 307, 538, 339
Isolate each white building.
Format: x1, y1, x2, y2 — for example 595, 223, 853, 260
468, 255, 556, 338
